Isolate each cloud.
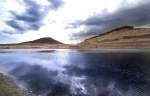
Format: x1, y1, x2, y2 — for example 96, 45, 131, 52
85, 4, 150, 27
0, 33, 16, 44
49, 0, 63, 9
73, 1, 150, 39
5, 0, 47, 32
0, 0, 150, 44
1, 0, 63, 33
0, 52, 150, 96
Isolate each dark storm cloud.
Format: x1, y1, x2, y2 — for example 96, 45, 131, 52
6, 20, 26, 31
6, 0, 45, 32
49, 0, 63, 9
15, 0, 42, 22
5, 0, 63, 33
74, 2, 150, 38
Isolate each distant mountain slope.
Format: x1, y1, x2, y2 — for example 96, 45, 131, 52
78, 26, 150, 48
22, 37, 62, 44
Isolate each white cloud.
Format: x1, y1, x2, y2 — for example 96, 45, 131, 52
0, 0, 150, 44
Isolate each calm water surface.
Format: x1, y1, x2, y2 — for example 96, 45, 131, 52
0, 49, 150, 96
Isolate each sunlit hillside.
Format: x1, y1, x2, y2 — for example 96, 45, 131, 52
78, 26, 150, 48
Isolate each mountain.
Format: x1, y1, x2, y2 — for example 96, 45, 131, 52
0, 37, 66, 49
22, 37, 62, 44
78, 26, 150, 48
0, 26, 150, 49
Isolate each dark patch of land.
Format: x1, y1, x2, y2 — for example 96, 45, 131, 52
0, 73, 24, 96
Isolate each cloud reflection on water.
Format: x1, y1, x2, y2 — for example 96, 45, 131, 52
0, 51, 150, 96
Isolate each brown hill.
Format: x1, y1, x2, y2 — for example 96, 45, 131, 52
0, 37, 67, 49
22, 37, 62, 44
78, 26, 150, 48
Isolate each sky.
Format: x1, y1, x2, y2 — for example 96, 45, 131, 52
0, 0, 150, 44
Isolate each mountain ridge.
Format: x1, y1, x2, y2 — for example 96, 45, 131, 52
0, 26, 150, 49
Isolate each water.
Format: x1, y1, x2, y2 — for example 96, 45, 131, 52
0, 49, 150, 96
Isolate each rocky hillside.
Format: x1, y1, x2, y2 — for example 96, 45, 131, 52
78, 26, 150, 48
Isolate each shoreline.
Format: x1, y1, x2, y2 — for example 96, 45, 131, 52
0, 44, 150, 49
0, 73, 33, 96
0, 73, 24, 96
0, 48, 150, 53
